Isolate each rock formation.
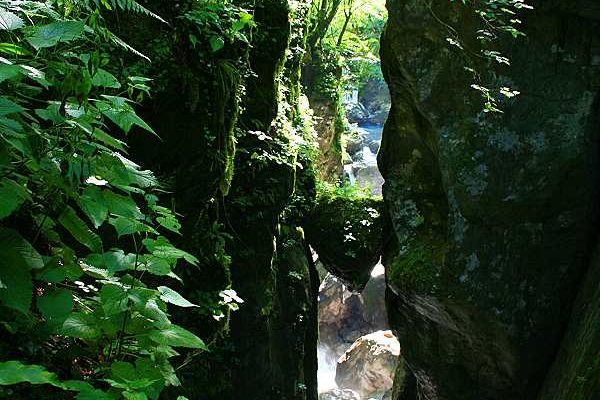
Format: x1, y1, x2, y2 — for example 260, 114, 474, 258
319, 272, 389, 358
335, 330, 400, 400
379, 0, 600, 399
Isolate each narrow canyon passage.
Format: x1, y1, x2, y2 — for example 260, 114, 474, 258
1, 1, 598, 400
315, 104, 400, 400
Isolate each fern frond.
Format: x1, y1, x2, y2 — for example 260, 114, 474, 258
107, 29, 151, 61
108, 0, 166, 24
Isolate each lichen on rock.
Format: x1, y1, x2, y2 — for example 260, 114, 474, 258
379, 0, 600, 398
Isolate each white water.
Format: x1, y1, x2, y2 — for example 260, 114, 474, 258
361, 145, 378, 167
317, 344, 339, 393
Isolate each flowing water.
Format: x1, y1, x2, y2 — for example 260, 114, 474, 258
344, 124, 384, 195
317, 263, 389, 396
317, 123, 397, 399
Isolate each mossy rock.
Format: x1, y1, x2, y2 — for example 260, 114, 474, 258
387, 234, 447, 296
305, 192, 383, 290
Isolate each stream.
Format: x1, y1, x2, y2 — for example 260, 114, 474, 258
318, 123, 399, 400
343, 124, 384, 195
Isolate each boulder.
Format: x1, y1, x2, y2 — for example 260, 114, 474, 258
355, 165, 384, 196
318, 272, 390, 358
306, 193, 383, 290
335, 330, 400, 399
319, 388, 361, 400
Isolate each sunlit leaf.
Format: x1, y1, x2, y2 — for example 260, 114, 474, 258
26, 20, 85, 49
158, 286, 198, 308
148, 324, 207, 349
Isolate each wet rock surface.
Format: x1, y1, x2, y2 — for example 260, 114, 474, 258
318, 270, 401, 400
319, 388, 361, 400
344, 125, 384, 196
335, 330, 400, 400
319, 271, 389, 357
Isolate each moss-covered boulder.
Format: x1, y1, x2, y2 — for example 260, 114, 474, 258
379, 0, 600, 399
305, 189, 383, 290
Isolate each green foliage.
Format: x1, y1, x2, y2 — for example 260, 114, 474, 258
317, 180, 378, 201
319, 0, 387, 91
0, 1, 226, 398
99, 0, 166, 23
184, 1, 255, 54
448, 0, 533, 112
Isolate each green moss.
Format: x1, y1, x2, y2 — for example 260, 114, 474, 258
305, 184, 383, 289
387, 235, 447, 295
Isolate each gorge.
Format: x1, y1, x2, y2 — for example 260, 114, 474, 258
0, 1, 598, 400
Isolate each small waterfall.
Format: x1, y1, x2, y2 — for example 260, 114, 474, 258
317, 344, 339, 393
343, 124, 384, 195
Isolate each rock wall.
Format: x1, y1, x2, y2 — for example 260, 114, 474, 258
379, 0, 600, 399
538, 239, 600, 399
225, 1, 319, 399
122, 1, 319, 399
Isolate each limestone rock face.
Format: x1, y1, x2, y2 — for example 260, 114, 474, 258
224, 1, 319, 400
303, 50, 345, 183
379, 0, 600, 399
335, 330, 400, 399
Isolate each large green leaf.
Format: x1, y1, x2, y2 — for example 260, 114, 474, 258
61, 312, 100, 340
92, 68, 121, 88
0, 96, 24, 115
0, 63, 24, 83
58, 206, 102, 252
0, 228, 43, 313
157, 286, 197, 308
99, 96, 155, 134
79, 186, 108, 228
123, 391, 148, 400
26, 21, 85, 49
143, 237, 199, 266
91, 127, 127, 151
148, 324, 207, 349
73, 386, 114, 400
100, 283, 129, 315
62, 381, 113, 399
138, 298, 170, 328
0, 10, 24, 31
104, 190, 143, 220
109, 216, 156, 238
87, 250, 136, 274
0, 178, 30, 219
93, 153, 157, 189
0, 228, 44, 270
0, 361, 62, 386
37, 288, 73, 326
143, 256, 171, 276
110, 361, 137, 382
0, 255, 32, 313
